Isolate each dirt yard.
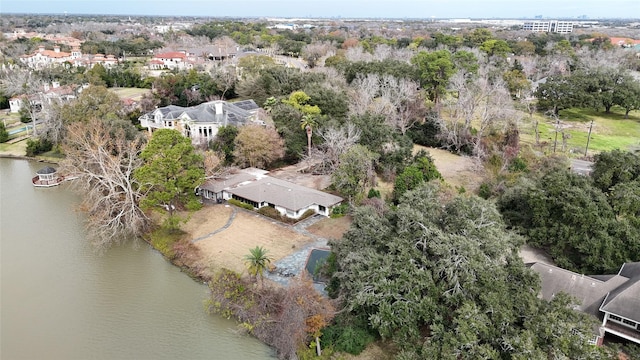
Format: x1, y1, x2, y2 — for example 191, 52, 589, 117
184, 205, 314, 274
414, 145, 485, 192
306, 216, 353, 240
268, 162, 332, 191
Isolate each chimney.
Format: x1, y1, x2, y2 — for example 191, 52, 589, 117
52, 81, 60, 88
38, 45, 45, 52
54, 46, 60, 53
215, 102, 223, 115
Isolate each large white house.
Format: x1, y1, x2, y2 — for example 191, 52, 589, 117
9, 82, 78, 113
138, 99, 261, 145
198, 168, 343, 219
20, 45, 118, 69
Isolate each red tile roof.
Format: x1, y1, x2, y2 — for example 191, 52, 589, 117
154, 51, 187, 59
609, 37, 640, 46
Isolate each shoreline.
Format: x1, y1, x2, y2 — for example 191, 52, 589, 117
0, 153, 62, 164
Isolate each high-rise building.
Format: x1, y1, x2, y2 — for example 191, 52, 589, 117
523, 20, 574, 33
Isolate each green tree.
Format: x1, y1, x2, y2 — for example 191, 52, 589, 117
0, 122, 8, 143
503, 69, 530, 98
480, 39, 511, 57
535, 75, 575, 115
393, 151, 442, 201
411, 50, 455, 105
613, 75, 640, 118
237, 54, 277, 78
59, 85, 124, 123
331, 144, 379, 201
463, 28, 494, 47
452, 50, 479, 76
498, 165, 640, 273
135, 129, 204, 228
209, 125, 238, 165
282, 90, 321, 115
591, 149, 640, 193
331, 183, 601, 358
243, 246, 273, 286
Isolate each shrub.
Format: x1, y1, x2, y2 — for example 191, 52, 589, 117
228, 198, 255, 211
367, 188, 381, 198
148, 226, 183, 259
322, 324, 375, 355
257, 206, 281, 218
406, 115, 443, 148
298, 209, 316, 221
478, 182, 493, 200
331, 203, 348, 218
25, 138, 53, 157
258, 207, 316, 224
508, 156, 528, 173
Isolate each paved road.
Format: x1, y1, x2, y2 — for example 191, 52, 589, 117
570, 159, 594, 175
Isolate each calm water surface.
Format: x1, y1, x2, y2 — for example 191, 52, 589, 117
0, 158, 274, 360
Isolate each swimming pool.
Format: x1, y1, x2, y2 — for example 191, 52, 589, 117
8, 125, 31, 135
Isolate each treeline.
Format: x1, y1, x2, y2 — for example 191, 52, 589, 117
536, 68, 640, 117
80, 36, 164, 56
498, 150, 640, 274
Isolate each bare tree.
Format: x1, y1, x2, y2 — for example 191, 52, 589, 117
0, 69, 44, 132
201, 150, 223, 179
317, 122, 361, 173
38, 97, 65, 144
378, 74, 425, 134
442, 67, 518, 158
302, 41, 334, 68
182, 87, 202, 106
61, 119, 149, 249
349, 73, 379, 115
349, 73, 424, 134
210, 65, 237, 100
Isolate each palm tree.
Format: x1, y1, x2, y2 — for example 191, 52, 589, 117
243, 246, 273, 286
263, 96, 278, 114
300, 114, 317, 157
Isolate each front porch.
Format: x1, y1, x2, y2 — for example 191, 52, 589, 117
603, 321, 640, 345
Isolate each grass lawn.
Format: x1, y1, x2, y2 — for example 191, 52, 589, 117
0, 139, 27, 156
520, 107, 640, 155
110, 87, 150, 101
0, 112, 21, 127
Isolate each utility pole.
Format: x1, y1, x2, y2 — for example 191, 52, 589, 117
553, 118, 559, 153
585, 118, 594, 156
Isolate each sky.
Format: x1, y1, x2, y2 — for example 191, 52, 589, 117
2, 0, 640, 19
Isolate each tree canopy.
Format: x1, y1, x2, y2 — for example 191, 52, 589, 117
135, 129, 204, 224
329, 183, 603, 358
498, 151, 640, 274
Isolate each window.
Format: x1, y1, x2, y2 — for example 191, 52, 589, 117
319, 205, 326, 213
622, 319, 636, 327
609, 314, 622, 322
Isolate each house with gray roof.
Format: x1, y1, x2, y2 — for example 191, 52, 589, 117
529, 261, 640, 346
198, 168, 343, 219
139, 100, 260, 146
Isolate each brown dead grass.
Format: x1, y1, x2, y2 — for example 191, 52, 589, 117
186, 205, 314, 274
414, 145, 485, 192
306, 216, 353, 240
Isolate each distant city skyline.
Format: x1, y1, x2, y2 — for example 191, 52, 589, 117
2, 0, 640, 19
